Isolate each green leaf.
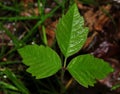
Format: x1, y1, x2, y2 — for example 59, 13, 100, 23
18, 44, 62, 79
67, 54, 114, 87
56, 4, 89, 57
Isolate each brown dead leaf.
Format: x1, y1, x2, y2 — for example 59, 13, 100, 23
45, 19, 58, 46
94, 5, 112, 31
0, 92, 4, 94
20, 0, 34, 7
80, 4, 112, 31
20, 0, 39, 16
20, 8, 39, 16
83, 31, 98, 49
38, 19, 58, 46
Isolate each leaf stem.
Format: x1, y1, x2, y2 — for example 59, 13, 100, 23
42, 25, 47, 45
63, 57, 67, 68
60, 57, 67, 94
61, 57, 67, 82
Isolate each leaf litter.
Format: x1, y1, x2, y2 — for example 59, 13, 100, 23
0, 0, 120, 94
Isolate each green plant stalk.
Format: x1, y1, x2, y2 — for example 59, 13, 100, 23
0, 46, 19, 60
0, 5, 60, 51
54, 0, 66, 14
17, 4, 114, 93
0, 61, 21, 66
60, 57, 67, 94
61, 58, 67, 83
0, 5, 60, 59
0, 81, 18, 91
0, 26, 6, 57
0, 16, 40, 21
61, 0, 66, 14
0, 3, 20, 12
22, 5, 60, 42
22, 20, 42, 42
3, 69, 30, 94
38, 0, 46, 16
42, 25, 47, 45
37, 0, 41, 14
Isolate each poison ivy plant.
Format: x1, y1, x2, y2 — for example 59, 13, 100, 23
67, 54, 113, 87
18, 45, 61, 79
18, 3, 113, 89
56, 3, 89, 58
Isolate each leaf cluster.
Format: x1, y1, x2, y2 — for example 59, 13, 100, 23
18, 4, 113, 88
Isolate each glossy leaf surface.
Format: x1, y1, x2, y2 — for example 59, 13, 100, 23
56, 4, 89, 57
67, 54, 113, 87
18, 44, 62, 79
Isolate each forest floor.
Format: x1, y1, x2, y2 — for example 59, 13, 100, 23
0, 0, 120, 94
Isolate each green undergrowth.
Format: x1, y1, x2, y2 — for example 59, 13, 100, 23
0, 0, 114, 94
18, 3, 113, 94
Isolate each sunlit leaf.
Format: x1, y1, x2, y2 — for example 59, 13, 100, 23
67, 54, 114, 87
56, 4, 89, 57
18, 44, 62, 79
